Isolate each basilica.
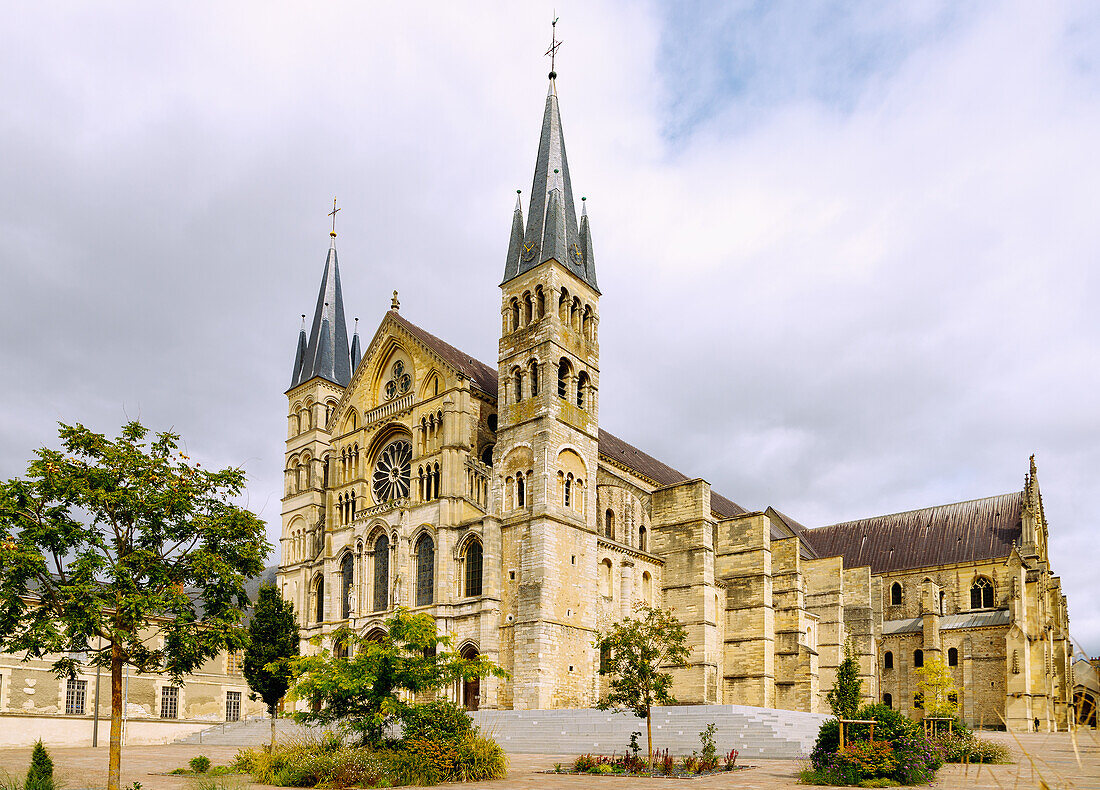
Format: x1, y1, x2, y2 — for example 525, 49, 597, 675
278, 70, 1076, 731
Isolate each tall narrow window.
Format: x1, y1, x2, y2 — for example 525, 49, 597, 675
160, 686, 179, 719
511, 298, 520, 332
599, 644, 611, 675
914, 649, 924, 668
226, 691, 241, 722
948, 647, 959, 666
373, 533, 390, 612
577, 372, 589, 408
65, 678, 87, 715
513, 369, 523, 401
314, 576, 324, 623
890, 582, 902, 606
416, 533, 434, 606
605, 509, 614, 539
516, 473, 525, 507
564, 477, 571, 508
884, 651, 893, 669
883, 693, 893, 709
639, 526, 647, 552
558, 359, 569, 398
465, 541, 483, 597
529, 361, 539, 396
970, 577, 994, 609
341, 553, 354, 619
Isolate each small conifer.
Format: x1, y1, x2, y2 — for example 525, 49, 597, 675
25, 739, 54, 790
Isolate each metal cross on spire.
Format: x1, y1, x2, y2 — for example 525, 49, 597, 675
545, 14, 561, 78
328, 196, 341, 237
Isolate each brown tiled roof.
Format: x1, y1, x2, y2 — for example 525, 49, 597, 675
800, 492, 1023, 573
393, 313, 750, 517
391, 313, 499, 395
765, 508, 820, 559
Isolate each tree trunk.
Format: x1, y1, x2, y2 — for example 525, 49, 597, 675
108, 642, 123, 790
270, 706, 276, 751
646, 702, 653, 771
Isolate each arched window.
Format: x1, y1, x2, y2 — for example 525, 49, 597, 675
523, 292, 533, 324
481, 445, 494, 467
415, 533, 434, 606
639, 525, 647, 552
599, 559, 613, 598
529, 360, 539, 396
884, 651, 893, 670
557, 359, 570, 398
970, 577, 994, 609
373, 533, 389, 612
314, 576, 324, 624
340, 553, 354, 619
510, 298, 520, 332
516, 472, 525, 508
890, 582, 902, 606
536, 286, 545, 318
513, 368, 523, 401
334, 633, 349, 660
576, 371, 589, 408
605, 509, 614, 539
558, 288, 569, 322
883, 693, 893, 709
948, 647, 958, 667
914, 649, 924, 668
465, 540, 483, 597
939, 590, 946, 615
641, 570, 653, 604
564, 475, 572, 508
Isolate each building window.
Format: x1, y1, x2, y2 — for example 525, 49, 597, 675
914, 649, 924, 668
373, 533, 390, 612
516, 473, 525, 507
529, 361, 539, 396
576, 372, 589, 408
160, 686, 179, 719
884, 651, 893, 670
890, 582, 902, 606
599, 644, 611, 675
948, 691, 958, 706
883, 693, 893, 709
513, 369, 523, 401
226, 691, 241, 722
65, 679, 87, 715
948, 647, 958, 666
599, 559, 613, 598
334, 634, 349, 660
226, 651, 243, 676
314, 576, 324, 623
605, 509, 614, 539
465, 540, 483, 597
639, 526, 647, 552
970, 577, 994, 609
557, 359, 570, 398
641, 571, 653, 604
564, 476, 571, 508
341, 553, 354, 619
372, 438, 412, 503
415, 533, 435, 606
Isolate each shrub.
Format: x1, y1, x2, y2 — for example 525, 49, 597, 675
699, 722, 717, 767
189, 756, 212, 774
573, 754, 596, 773
400, 699, 474, 745
931, 732, 1010, 764
811, 703, 920, 768
455, 735, 507, 782
724, 748, 739, 770
891, 733, 941, 785
658, 749, 675, 776
25, 741, 54, 790
832, 740, 897, 780
589, 764, 614, 774
680, 754, 699, 773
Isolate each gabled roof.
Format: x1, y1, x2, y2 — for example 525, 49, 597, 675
801, 492, 1023, 573
389, 312, 498, 396
765, 507, 820, 560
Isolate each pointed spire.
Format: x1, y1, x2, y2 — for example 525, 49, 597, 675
350, 318, 362, 372
505, 190, 525, 268
290, 314, 308, 387
502, 74, 599, 292
578, 195, 595, 279
291, 228, 352, 389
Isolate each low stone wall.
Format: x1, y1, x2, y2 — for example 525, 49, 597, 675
0, 714, 218, 748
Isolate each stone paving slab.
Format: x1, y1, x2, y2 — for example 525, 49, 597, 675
0, 731, 1096, 790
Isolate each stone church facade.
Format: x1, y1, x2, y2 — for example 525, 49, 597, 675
278, 73, 1075, 731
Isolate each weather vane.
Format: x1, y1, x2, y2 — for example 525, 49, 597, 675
545, 14, 561, 78
328, 197, 341, 236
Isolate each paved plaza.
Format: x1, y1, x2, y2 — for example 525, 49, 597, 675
0, 731, 1096, 790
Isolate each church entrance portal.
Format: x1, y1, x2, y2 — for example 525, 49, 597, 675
461, 645, 480, 711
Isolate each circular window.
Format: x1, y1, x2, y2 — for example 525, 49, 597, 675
372, 438, 412, 503
384, 361, 412, 400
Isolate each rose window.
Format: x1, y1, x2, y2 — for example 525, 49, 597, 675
372, 438, 412, 503
384, 360, 412, 400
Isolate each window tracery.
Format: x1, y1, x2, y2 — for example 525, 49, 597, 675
384, 360, 412, 401
372, 438, 412, 503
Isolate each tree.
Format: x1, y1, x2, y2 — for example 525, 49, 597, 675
826, 639, 863, 719
243, 583, 300, 749
25, 740, 54, 790
292, 607, 506, 746
915, 654, 959, 719
596, 604, 692, 768
0, 422, 269, 790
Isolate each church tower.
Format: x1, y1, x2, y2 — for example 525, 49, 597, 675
280, 225, 356, 623
496, 69, 602, 708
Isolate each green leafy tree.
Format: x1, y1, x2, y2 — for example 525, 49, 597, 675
596, 604, 692, 767
291, 608, 506, 745
915, 654, 959, 718
243, 583, 299, 749
25, 740, 54, 790
0, 422, 269, 790
826, 639, 863, 719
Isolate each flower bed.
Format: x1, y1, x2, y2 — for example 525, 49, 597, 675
546, 746, 748, 778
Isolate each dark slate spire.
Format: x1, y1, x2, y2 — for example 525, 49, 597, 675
350, 318, 362, 373
292, 233, 352, 388
579, 197, 595, 274
502, 77, 598, 292
290, 314, 307, 388
505, 191, 525, 268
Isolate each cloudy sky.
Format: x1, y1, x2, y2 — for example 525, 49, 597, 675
2, 2, 1098, 654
